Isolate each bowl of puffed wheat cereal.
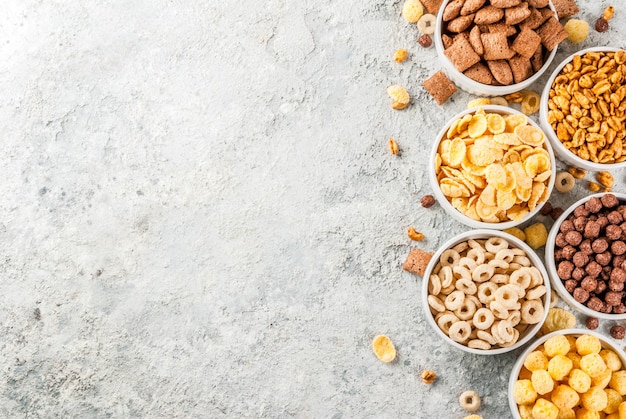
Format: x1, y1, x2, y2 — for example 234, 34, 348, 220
422, 229, 551, 355
434, 0, 563, 96
540, 47, 626, 172
509, 329, 626, 418
546, 192, 626, 320
429, 105, 556, 229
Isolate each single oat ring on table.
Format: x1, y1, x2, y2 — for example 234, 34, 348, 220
547, 49, 626, 164
435, 108, 552, 223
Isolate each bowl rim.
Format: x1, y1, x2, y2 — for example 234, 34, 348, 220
428, 104, 556, 230
434, 0, 559, 96
539, 46, 626, 171
508, 328, 626, 419
421, 229, 552, 355
545, 192, 626, 320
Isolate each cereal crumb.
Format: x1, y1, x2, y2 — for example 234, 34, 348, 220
394, 49, 409, 63
421, 195, 436, 208
588, 181, 602, 192
387, 85, 410, 107
421, 369, 436, 384
388, 137, 400, 155
603, 6, 615, 21
540, 202, 553, 216
372, 335, 396, 362
408, 227, 425, 241
567, 166, 586, 179
597, 171, 614, 189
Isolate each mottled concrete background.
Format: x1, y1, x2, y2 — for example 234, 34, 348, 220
0, 0, 624, 417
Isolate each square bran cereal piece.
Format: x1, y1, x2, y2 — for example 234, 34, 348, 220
551, 0, 579, 19
481, 32, 515, 60
536, 17, 568, 51
539, 7, 555, 21
509, 55, 533, 83
443, 36, 481, 72
530, 44, 544, 71
505, 2, 531, 26
464, 62, 496, 85
474, 5, 504, 24
447, 14, 476, 33
403, 248, 434, 277
487, 22, 518, 37
423, 71, 458, 105
518, 7, 546, 30
487, 59, 514, 85
461, 0, 487, 16
469, 25, 484, 56
528, 0, 549, 7
490, 0, 521, 7
442, 34, 454, 49
511, 28, 542, 58
422, 0, 444, 15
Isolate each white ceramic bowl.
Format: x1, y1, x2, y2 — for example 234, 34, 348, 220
545, 192, 626, 320
539, 47, 626, 171
508, 329, 626, 418
429, 105, 556, 230
422, 229, 551, 355
434, 0, 558, 96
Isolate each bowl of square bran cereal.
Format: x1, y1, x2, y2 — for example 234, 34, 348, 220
422, 229, 551, 355
434, 0, 562, 96
509, 329, 626, 418
540, 47, 626, 172
429, 105, 556, 230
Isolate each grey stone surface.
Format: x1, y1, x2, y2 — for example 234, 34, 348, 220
0, 0, 624, 417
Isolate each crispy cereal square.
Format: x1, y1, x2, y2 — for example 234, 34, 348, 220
511, 28, 542, 58
444, 35, 481, 72
536, 17, 568, 51
551, 0, 579, 19
509, 55, 533, 83
423, 71, 457, 105
481, 32, 515, 60
402, 248, 434, 276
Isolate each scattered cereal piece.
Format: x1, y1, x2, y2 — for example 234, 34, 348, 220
504, 227, 526, 242
585, 317, 599, 330
539, 202, 553, 216
550, 207, 564, 220
520, 91, 540, 115
555, 172, 575, 193
388, 137, 399, 155
421, 369, 437, 384
524, 223, 548, 249
403, 248, 433, 277
421, 194, 436, 208
540, 308, 575, 335
564, 19, 589, 44
505, 92, 524, 103
372, 335, 396, 362
459, 390, 480, 412
402, 0, 424, 23
417, 14, 436, 34
588, 181, 602, 192
489, 97, 508, 107
394, 49, 408, 63
467, 98, 491, 109
387, 85, 410, 107
567, 167, 586, 179
545, 334, 571, 357
597, 172, 614, 189
603, 6, 615, 21
408, 227, 425, 241
418, 33, 433, 48
423, 71, 457, 106
611, 325, 625, 340
551, 0, 579, 20
595, 17, 609, 32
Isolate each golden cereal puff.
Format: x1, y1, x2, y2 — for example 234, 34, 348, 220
556, 407, 575, 419
449, 138, 467, 167
591, 367, 612, 389
525, 350, 549, 371
524, 223, 548, 250
604, 388, 622, 414
532, 369, 555, 395
600, 349, 623, 372
551, 384, 580, 410
566, 351, 581, 370
619, 401, 626, 417
568, 368, 592, 394
531, 398, 559, 419
519, 404, 533, 419
402, 0, 424, 23
564, 19, 589, 44
577, 335, 602, 356
609, 370, 626, 395
576, 408, 602, 419
503, 227, 526, 241
387, 85, 410, 104
372, 335, 396, 362
581, 353, 609, 379
548, 355, 573, 381
514, 379, 538, 405
545, 335, 571, 357
581, 386, 608, 412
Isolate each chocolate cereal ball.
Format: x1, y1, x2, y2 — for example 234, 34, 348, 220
610, 325, 625, 339
585, 316, 599, 330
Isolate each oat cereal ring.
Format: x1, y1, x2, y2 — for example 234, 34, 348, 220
509, 268, 532, 289
455, 299, 477, 321
440, 249, 460, 266
458, 256, 478, 271
496, 284, 522, 310
521, 299, 544, 324
473, 307, 495, 330
497, 319, 516, 343
512, 256, 531, 267
456, 278, 478, 295
428, 274, 442, 296
428, 295, 446, 312
440, 284, 456, 295
477, 330, 496, 345
438, 265, 454, 288
555, 171, 576, 193
478, 282, 498, 305
499, 329, 519, 347
468, 239, 484, 250
453, 241, 469, 253
466, 295, 481, 309
507, 310, 521, 327
466, 248, 485, 264
449, 321, 472, 343
528, 266, 543, 288
437, 313, 459, 334
485, 237, 509, 253
483, 252, 495, 263
472, 264, 495, 282
488, 259, 509, 272
445, 290, 466, 311
526, 285, 547, 300
490, 300, 510, 320
417, 13, 436, 35
435, 310, 454, 323
453, 265, 473, 281
468, 339, 491, 350
507, 263, 522, 273
459, 390, 481, 412
495, 248, 515, 263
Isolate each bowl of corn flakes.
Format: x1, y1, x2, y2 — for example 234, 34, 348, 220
429, 105, 556, 230
509, 329, 626, 418
545, 192, 626, 320
540, 47, 626, 172
422, 229, 551, 355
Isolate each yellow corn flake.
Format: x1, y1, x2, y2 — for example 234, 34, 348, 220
485, 163, 507, 187
394, 48, 408, 63
387, 85, 410, 105
515, 125, 545, 146
475, 199, 498, 220
372, 335, 396, 362
440, 178, 470, 198
448, 138, 467, 167
447, 119, 460, 139
496, 188, 516, 211
402, 0, 424, 23
524, 222, 548, 249
457, 114, 473, 133
528, 182, 546, 211
486, 113, 506, 134
468, 114, 488, 138
504, 227, 526, 242
494, 132, 522, 146
479, 184, 497, 206
467, 143, 497, 167
468, 98, 491, 108
507, 205, 530, 222
564, 19, 589, 44
505, 113, 527, 131
490, 96, 508, 107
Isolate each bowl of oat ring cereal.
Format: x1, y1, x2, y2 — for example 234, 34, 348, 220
540, 47, 626, 171
434, 0, 563, 96
509, 329, 626, 418
546, 192, 626, 320
422, 229, 551, 355
429, 105, 555, 229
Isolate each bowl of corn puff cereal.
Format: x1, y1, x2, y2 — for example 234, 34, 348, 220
540, 47, 626, 172
429, 105, 556, 229
509, 329, 626, 418
422, 229, 551, 355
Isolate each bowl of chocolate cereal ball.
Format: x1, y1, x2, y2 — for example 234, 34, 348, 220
540, 47, 626, 172
546, 193, 626, 320
429, 105, 555, 229
509, 329, 626, 418
422, 229, 551, 355
434, 0, 563, 96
